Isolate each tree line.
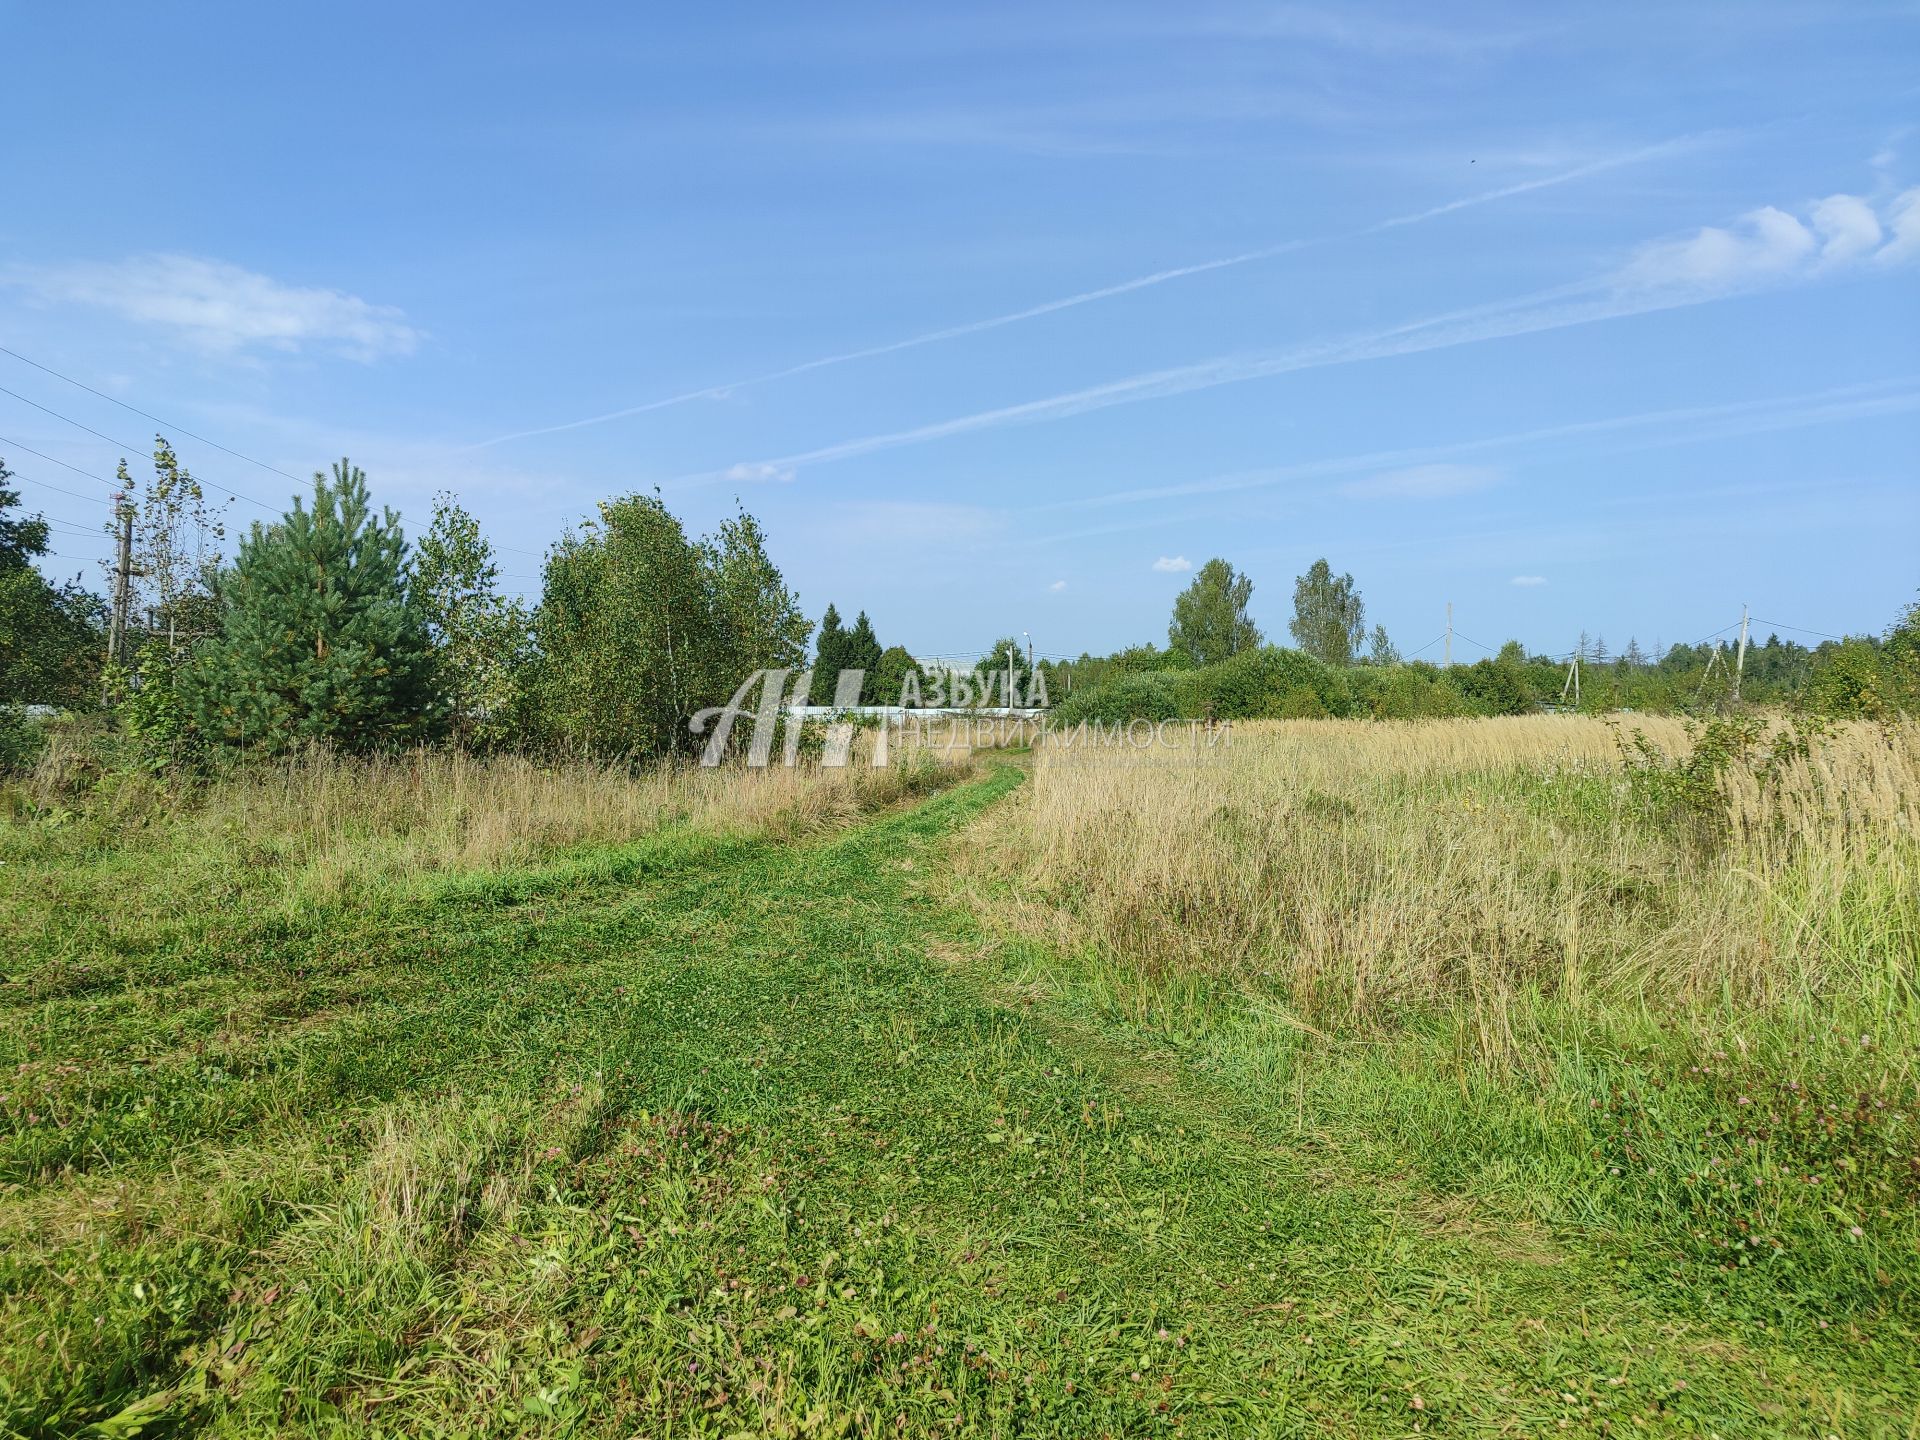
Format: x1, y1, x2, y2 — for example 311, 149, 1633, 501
4, 443, 1916, 772
1045, 554, 1920, 725
1, 445, 834, 768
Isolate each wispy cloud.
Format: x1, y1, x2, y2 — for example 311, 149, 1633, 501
7, 254, 420, 361
467, 136, 1703, 450
694, 184, 1919, 487
1339, 463, 1501, 499
1619, 186, 1918, 291
1510, 574, 1548, 587
1152, 555, 1191, 573
823, 500, 1005, 545
1049, 578, 1068, 592
1006, 377, 1920, 544
725, 460, 796, 484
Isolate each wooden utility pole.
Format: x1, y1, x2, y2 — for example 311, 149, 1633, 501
1733, 604, 1750, 702
107, 488, 135, 666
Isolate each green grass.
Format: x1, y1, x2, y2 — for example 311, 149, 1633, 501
2, 762, 1915, 1436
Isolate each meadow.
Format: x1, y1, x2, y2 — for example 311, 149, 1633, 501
1, 715, 1914, 1436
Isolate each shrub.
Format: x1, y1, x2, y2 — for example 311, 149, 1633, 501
1345, 663, 1476, 719
1187, 646, 1353, 720
0, 703, 47, 772
1047, 671, 1186, 726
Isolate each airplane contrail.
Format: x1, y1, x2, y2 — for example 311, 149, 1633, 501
1010, 377, 1920, 540
465, 135, 1702, 450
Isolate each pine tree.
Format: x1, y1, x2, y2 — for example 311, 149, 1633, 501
181, 460, 439, 752
845, 611, 883, 703
810, 604, 848, 703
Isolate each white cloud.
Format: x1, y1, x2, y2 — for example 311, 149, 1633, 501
1339, 462, 1500, 499
1810, 194, 1881, 264
1510, 574, 1548, 587
725, 461, 797, 484
1621, 186, 1920, 292
1048, 578, 1068, 591
675, 182, 1920, 489
1879, 186, 1920, 263
10, 254, 419, 360
1620, 205, 1814, 291
1152, 555, 1191, 573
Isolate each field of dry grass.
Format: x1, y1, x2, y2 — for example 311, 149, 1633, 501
974, 716, 1919, 1047
4, 727, 965, 923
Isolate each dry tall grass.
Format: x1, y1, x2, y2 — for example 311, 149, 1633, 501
985, 716, 1919, 1045
4, 730, 964, 922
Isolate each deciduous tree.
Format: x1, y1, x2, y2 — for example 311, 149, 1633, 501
1289, 559, 1363, 665
415, 492, 530, 748
1170, 559, 1260, 666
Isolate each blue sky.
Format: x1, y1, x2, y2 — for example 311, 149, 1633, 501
3, 2, 1916, 664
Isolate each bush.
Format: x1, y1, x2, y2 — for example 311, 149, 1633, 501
1345, 663, 1476, 719
1047, 647, 1357, 724
1047, 671, 1186, 726
0, 703, 48, 772
1187, 646, 1353, 720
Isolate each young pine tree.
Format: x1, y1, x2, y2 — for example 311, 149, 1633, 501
845, 611, 883, 702
182, 460, 440, 752
809, 603, 848, 703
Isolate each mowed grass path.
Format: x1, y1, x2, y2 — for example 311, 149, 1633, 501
1, 764, 1905, 1436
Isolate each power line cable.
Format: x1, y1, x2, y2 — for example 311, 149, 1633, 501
0, 345, 547, 557
0, 383, 278, 514
0, 433, 119, 486
1683, 620, 1742, 649
42, 517, 105, 538
0, 343, 307, 485
1748, 617, 1851, 643
10, 471, 115, 507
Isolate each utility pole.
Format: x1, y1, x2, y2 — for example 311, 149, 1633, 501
1444, 602, 1452, 668
1005, 643, 1015, 713
1733, 603, 1750, 702
107, 486, 135, 667
1559, 653, 1580, 710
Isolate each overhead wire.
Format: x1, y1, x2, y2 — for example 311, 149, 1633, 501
0, 345, 547, 557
